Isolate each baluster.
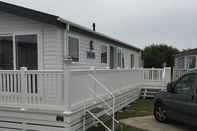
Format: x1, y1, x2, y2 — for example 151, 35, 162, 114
32, 73, 36, 104
37, 73, 42, 104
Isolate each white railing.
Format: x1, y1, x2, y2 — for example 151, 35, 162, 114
0, 69, 64, 108
69, 69, 143, 109
143, 68, 164, 81
0, 67, 171, 111
84, 74, 115, 131
173, 68, 195, 81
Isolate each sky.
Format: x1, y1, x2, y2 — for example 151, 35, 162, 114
2, 0, 197, 50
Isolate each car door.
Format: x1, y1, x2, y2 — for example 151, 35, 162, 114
192, 82, 197, 123
164, 73, 197, 120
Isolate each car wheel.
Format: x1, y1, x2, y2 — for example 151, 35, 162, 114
154, 102, 167, 122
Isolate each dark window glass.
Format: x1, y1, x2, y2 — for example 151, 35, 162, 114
176, 57, 185, 69
0, 36, 13, 70
117, 49, 121, 67
122, 52, 125, 68
175, 74, 196, 95
131, 54, 134, 68
16, 35, 38, 70
187, 56, 196, 69
68, 37, 79, 62
101, 45, 107, 63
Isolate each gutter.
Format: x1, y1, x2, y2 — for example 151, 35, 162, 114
57, 17, 142, 52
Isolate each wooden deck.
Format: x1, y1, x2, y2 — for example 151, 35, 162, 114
0, 67, 171, 131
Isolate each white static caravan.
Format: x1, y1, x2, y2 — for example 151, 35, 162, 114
0, 1, 171, 131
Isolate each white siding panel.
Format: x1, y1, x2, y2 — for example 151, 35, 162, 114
69, 32, 110, 68
0, 11, 64, 70
69, 31, 142, 69
124, 48, 142, 69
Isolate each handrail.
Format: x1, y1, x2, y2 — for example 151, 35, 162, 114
86, 110, 112, 131
88, 87, 113, 111
83, 73, 115, 131
88, 74, 114, 98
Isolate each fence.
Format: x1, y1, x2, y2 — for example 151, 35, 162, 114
143, 68, 164, 81
0, 67, 171, 111
0, 69, 64, 108
173, 68, 194, 81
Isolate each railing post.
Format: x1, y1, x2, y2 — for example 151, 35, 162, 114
142, 68, 145, 81
90, 66, 97, 103
20, 67, 27, 107
151, 68, 154, 80
163, 67, 171, 83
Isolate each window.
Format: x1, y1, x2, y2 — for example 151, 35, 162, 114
130, 54, 134, 68
121, 51, 125, 68
117, 48, 122, 68
68, 36, 79, 62
101, 45, 107, 63
16, 35, 38, 70
176, 57, 185, 69
0, 36, 13, 70
0, 34, 38, 70
175, 74, 196, 94
186, 56, 196, 69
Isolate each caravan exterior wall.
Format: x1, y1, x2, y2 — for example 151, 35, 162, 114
0, 11, 64, 70
0, 11, 142, 70
67, 31, 142, 69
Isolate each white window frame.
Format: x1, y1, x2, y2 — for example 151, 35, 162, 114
130, 54, 135, 69
121, 49, 125, 68
186, 55, 196, 69
0, 31, 41, 70
101, 45, 108, 64
68, 34, 80, 63
117, 47, 122, 68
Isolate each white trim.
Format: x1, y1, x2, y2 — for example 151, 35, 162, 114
0, 32, 42, 70
13, 34, 16, 70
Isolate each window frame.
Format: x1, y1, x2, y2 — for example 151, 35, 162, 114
117, 48, 122, 68
130, 54, 135, 68
0, 32, 40, 70
101, 45, 108, 64
68, 35, 80, 63
186, 55, 196, 69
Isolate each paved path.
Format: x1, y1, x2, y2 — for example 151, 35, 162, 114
120, 116, 194, 131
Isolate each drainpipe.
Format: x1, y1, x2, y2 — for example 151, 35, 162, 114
57, 17, 72, 62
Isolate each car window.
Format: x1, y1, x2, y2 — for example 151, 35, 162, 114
175, 74, 196, 95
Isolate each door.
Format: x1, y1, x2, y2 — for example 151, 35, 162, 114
164, 73, 197, 120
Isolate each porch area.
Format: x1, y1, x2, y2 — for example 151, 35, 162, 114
0, 67, 171, 112
0, 67, 171, 131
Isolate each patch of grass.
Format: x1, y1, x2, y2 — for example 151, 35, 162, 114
88, 124, 146, 131
116, 98, 154, 120
87, 98, 153, 131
